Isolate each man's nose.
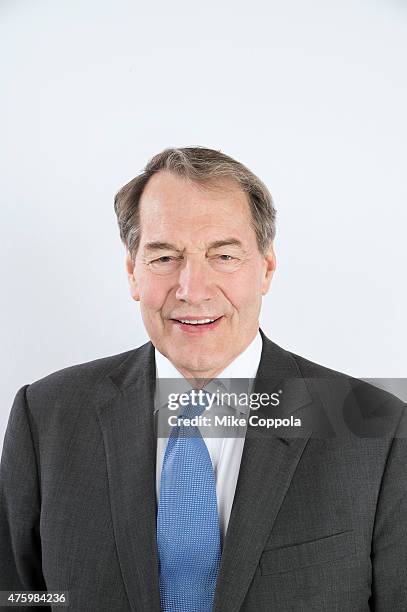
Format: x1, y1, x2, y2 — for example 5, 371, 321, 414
175, 257, 213, 304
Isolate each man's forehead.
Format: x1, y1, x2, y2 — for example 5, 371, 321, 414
139, 170, 249, 210
137, 171, 256, 251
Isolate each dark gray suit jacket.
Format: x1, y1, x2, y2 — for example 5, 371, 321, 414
1, 331, 406, 611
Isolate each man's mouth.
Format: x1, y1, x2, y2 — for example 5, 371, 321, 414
175, 318, 217, 325
170, 316, 223, 332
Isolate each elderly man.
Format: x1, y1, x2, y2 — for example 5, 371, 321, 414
1, 147, 406, 611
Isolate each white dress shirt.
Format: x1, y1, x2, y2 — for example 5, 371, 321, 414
154, 331, 263, 546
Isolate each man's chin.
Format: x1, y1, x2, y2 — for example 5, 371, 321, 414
169, 352, 225, 380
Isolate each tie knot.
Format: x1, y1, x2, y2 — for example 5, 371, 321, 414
180, 390, 212, 420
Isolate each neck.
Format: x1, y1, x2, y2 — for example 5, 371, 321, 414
173, 329, 259, 387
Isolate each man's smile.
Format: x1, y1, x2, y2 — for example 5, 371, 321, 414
169, 315, 224, 333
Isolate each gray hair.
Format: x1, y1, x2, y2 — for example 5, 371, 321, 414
114, 146, 276, 259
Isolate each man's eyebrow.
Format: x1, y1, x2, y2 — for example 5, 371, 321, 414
207, 239, 244, 249
143, 238, 244, 253
143, 241, 182, 252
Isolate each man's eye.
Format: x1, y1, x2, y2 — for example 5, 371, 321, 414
210, 253, 241, 272
148, 255, 182, 274
149, 256, 175, 265
218, 255, 234, 261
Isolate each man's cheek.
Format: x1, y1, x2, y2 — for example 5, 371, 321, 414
141, 294, 165, 314
224, 280, 254, 309
139, 276, 167, 305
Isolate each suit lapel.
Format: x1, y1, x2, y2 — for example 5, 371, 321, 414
213, 331, 314, 612
95, 342, 161, 612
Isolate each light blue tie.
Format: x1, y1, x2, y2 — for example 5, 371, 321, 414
157, 391, 221, 612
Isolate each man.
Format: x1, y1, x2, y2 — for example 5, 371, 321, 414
0, 147, 406, 611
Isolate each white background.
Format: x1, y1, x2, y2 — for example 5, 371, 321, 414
1, 0, 406, 448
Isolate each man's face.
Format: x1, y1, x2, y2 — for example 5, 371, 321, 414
126, 171, 275, 380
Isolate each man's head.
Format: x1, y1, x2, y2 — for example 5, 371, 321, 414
114, 147, 276, 380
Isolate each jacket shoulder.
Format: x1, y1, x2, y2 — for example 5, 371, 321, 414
288, 349, 406, 423
25, 343, 150, 405
289, 351, 350, 380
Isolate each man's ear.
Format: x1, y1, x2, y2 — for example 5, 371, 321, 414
261, 246, 276, 295
125, 249, 140, 302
